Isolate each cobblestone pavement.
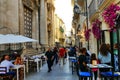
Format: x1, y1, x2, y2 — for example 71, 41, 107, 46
26, 59, 78, 80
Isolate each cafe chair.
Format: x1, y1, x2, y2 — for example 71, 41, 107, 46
100, 71, 120, 80
77, 70, 92, 80
76, 64, 92, 80
28, 59, 37, 72
69, 56, 76, 66
0, 67, 13, 80
71, 59, 77, 74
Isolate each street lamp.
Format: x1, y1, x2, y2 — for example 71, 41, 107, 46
73, 4, 86, 15
73, 4, 84, 47
74, 5, 80, 14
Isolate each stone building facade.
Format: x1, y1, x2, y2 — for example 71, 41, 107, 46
72, 0, 120, 53
54, 14, 66, 47
0, 0, 40, 50
72, 0, 120, 71
0, 0, 58, 52
46, 0, 55, 47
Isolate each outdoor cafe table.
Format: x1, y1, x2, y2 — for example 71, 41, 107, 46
11, 65, 25, 80
25, 58, 42, 73
34, 58, 42, 72
87, 64, 112, 69
87, 64, 112, 79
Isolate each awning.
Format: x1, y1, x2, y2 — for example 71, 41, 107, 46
0, 34, 38, 44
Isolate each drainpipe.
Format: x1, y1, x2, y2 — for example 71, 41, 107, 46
85, 0, 89, 50
38, 0, 41, 45
110, 30, 115, 74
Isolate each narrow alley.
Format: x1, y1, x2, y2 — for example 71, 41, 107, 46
0, 0, 120, 80
26, 59, 78, 80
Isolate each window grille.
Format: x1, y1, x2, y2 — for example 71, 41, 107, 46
24, 6, 32, 48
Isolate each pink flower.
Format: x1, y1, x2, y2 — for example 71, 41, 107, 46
92, 19, 101, 39
84, 29, 91, 41
102, 4, 120, 29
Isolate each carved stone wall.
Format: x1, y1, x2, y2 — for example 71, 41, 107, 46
0, 0, 40, 49
0, 0, 19, 34
40, 0, 48, 48
47, 0, 55, 47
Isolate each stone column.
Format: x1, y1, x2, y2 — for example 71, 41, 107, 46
40, 0, 48, 48
18, 0, 24, 35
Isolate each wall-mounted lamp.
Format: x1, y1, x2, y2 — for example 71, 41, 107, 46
74, 5, 80, 14
73, 5, 86, 16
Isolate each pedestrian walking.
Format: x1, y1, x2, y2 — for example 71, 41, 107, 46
58, 47, 65, 66
63, 47, 67, 64
52, 47, 59, 64
45, 47, 54, 72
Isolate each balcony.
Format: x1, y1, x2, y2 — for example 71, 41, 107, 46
59, 26, 64, 33
59, 38, 65, 42
59, 34, 65, 39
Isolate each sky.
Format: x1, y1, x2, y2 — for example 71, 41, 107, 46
55, 0, 73, 33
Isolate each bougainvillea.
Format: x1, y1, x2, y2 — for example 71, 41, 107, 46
84, 29, 91, 41
102, 4, 120, 29
92, 19, 101, 40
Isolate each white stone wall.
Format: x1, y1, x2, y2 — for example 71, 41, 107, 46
0, 0, 19, 34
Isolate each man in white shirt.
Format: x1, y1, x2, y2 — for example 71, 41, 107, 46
0, 55, 15, 78
0, 55, 14, 72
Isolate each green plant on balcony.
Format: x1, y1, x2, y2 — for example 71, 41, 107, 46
59, 27, 64, 33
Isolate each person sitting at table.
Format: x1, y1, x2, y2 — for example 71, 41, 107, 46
90, 53, 99, 80
14, 54, 23, 65
98, 43, 111, 72
78, 48, 88, 80
0, 55, 15, 80
14, 55, 24, 80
